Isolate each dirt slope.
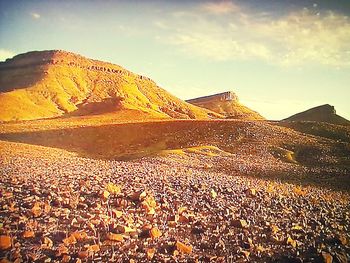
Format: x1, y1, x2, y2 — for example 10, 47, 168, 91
278, 121, 350, 143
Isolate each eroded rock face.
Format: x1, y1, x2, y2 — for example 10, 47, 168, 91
0, 50, 221, 122
186, 91, 239, 104
186, 91, 264, 120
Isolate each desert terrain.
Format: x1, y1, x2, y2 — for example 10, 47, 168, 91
0, 51, 349, 262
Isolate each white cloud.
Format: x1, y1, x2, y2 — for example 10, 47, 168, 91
0, 49, 16, 62
154, 6, 350, 67
30, 12, 41, 19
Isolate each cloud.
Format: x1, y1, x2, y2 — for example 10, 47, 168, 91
201, 1, 240, 14
154, 5, 350, 67
153, 21, 169, 30
0, 49, 16, 62
30, 12, 41, 19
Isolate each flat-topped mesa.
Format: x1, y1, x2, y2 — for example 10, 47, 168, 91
186, 91, 238, 104
0, 50, 137, 76
0, 50, 155, 92
1, 50, 79, 68
186, 91, 264, 120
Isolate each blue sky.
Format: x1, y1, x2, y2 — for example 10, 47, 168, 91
1, 0, 349, 120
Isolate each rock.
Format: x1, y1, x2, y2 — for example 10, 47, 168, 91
286, 236, 297, 248
176, 241, 192, 254
101, 190, 110, 200
106, 183, 121, 195
178, 215, 190, 223
107, 233, 124, 242
321, 251, 333, 263
210, 189, 217, 199
130, 190, 147, 201
146, 248, 156, 259
116, 225, 136, 234
77, 251, 89, 259
41, 237, 53, 249
0, 235, 11, 250
191, 227, 205, 235
336, 235, 348, 246
150, 227, 162, 239
241, 250, 250, 259
246, 188, 257, 197
23, 231, 35, 238
111, 209, 123, 218
232, 219, 248, 228
87, 244, 100, 253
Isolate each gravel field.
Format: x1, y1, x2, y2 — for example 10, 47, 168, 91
0, 141, 349, 263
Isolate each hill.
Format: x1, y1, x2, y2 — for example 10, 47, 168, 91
283, 104, 350, 126
186, 91, 264, 120
0, 50, 220, 122
279, 121, 350, 143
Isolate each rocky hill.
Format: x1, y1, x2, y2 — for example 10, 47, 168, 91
0, 50, 220, 122
186, 91, 264, 120
283, 104, 350, 126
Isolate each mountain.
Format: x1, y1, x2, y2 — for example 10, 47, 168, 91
0, 50, 221, 122
283, 104, 350, 126
186, 91, 264, 120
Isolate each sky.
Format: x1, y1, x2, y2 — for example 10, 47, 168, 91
0, 0, 350, 120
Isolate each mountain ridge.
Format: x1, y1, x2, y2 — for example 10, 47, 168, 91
0, 50, 221, 122
283, 104, 350, 126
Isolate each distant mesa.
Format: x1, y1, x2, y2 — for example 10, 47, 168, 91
283, 104, 350, 126
0, 50, 221, 122
186, 91, 264, 120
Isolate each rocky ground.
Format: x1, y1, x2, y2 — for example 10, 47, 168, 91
0, 141, 349, 263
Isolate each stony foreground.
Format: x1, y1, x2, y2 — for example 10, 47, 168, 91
0, 142, 349, 263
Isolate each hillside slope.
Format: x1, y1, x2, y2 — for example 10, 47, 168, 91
283, 104, 350, 126
0, 50, 220, 122
279, 121, 350, 143
186, 91, 264, 120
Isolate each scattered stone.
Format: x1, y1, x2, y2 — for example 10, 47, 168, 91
232, 219, 248, 228
246, 188, 257, 197
321, 251, 333, 263
0, 235, 11, 250
107, 233, 124, 242
176, 241, 193, 254
1, 143, 349, 262
287, 236, 297, 248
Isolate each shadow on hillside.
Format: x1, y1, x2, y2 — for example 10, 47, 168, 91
277, 121, 350, 143
246, 169, 350, 192
0, 52, 54, 93
63, 97, 124, 117
0, 121, 219, 159
165, 156, 350, 192
0, 120, 349, 192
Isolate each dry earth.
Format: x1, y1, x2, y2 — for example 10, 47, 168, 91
0, 129, 349, 262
